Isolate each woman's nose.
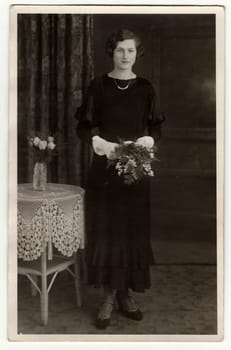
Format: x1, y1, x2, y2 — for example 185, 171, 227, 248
122, 50, 128, 58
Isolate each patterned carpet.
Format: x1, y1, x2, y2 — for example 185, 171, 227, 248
18, 262, 217, 335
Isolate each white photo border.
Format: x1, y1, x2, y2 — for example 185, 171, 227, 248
8, 4, 225, 342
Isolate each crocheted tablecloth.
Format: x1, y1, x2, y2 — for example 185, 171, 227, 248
17, 183, 85, 261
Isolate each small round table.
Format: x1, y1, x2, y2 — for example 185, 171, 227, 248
17, 183, 85, 326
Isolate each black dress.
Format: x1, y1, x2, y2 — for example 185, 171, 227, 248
76, 74, 164, 292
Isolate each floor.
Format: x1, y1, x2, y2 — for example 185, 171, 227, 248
17, 239, 218, 336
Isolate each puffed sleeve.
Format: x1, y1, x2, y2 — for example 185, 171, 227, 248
75, 78, 101, 143
147, 84, 165, 142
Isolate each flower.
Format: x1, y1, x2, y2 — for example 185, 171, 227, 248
28, 137, 34, 147
38, 140, 47, 150
48, 136, 54, 143
33, 137, 40, 146
47, 142, 56, 150
28, 134, 56, 163
107, 140, 157, 185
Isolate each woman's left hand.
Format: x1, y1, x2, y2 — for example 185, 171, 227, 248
136, 136, 154, 149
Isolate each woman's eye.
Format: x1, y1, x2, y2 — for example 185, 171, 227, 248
115, 47, 135, 54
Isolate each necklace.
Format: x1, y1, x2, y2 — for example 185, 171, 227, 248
113, 79, 131, 90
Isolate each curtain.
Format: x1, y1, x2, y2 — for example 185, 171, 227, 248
17, 14, 94, 186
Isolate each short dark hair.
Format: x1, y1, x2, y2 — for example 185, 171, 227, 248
105, 29, 144, 58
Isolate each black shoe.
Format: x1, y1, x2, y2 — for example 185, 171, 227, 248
116, 292, 143, 321
95, 302, 114, 329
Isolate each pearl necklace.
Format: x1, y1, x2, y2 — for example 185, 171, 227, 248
113, 78, 131, 90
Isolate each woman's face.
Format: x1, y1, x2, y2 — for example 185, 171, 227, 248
113, 39, 137, 71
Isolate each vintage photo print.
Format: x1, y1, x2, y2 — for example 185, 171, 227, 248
8, 5, 224, 342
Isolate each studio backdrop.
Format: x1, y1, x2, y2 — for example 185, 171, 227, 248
17, 13, 216, 260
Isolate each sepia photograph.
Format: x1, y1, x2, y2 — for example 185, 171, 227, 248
8, 4, 224, 342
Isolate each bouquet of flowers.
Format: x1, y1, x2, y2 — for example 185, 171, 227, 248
107, 137, 157, 185
28, 135, 56, 163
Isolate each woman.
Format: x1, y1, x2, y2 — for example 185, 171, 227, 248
76, 29, 165, 329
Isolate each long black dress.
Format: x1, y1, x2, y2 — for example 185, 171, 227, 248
76, 74, 164, 292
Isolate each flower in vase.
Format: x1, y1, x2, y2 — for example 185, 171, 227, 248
28, 134, 57, 163
28, 137, 34, 147
48, 136, 54, 143
47, 142, 56, 150
33, 137, 40, 146
38, 140, 48, 150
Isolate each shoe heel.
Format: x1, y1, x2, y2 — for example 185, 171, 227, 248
95, 301, 114, 329
115, 293, 143, 321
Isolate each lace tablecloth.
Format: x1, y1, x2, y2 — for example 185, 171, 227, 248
17, 183, 85, 261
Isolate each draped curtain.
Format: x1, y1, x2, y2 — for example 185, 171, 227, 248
18, 14, 94, 186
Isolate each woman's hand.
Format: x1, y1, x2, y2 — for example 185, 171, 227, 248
135, 136, 154, 149
92, 136, 118, 159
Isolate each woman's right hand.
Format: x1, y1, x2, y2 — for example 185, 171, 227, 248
92, 136, 118, 159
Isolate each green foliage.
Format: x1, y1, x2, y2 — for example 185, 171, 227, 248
108, 141, 158, 185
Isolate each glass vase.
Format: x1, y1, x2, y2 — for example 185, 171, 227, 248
33, 161, 47, 191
